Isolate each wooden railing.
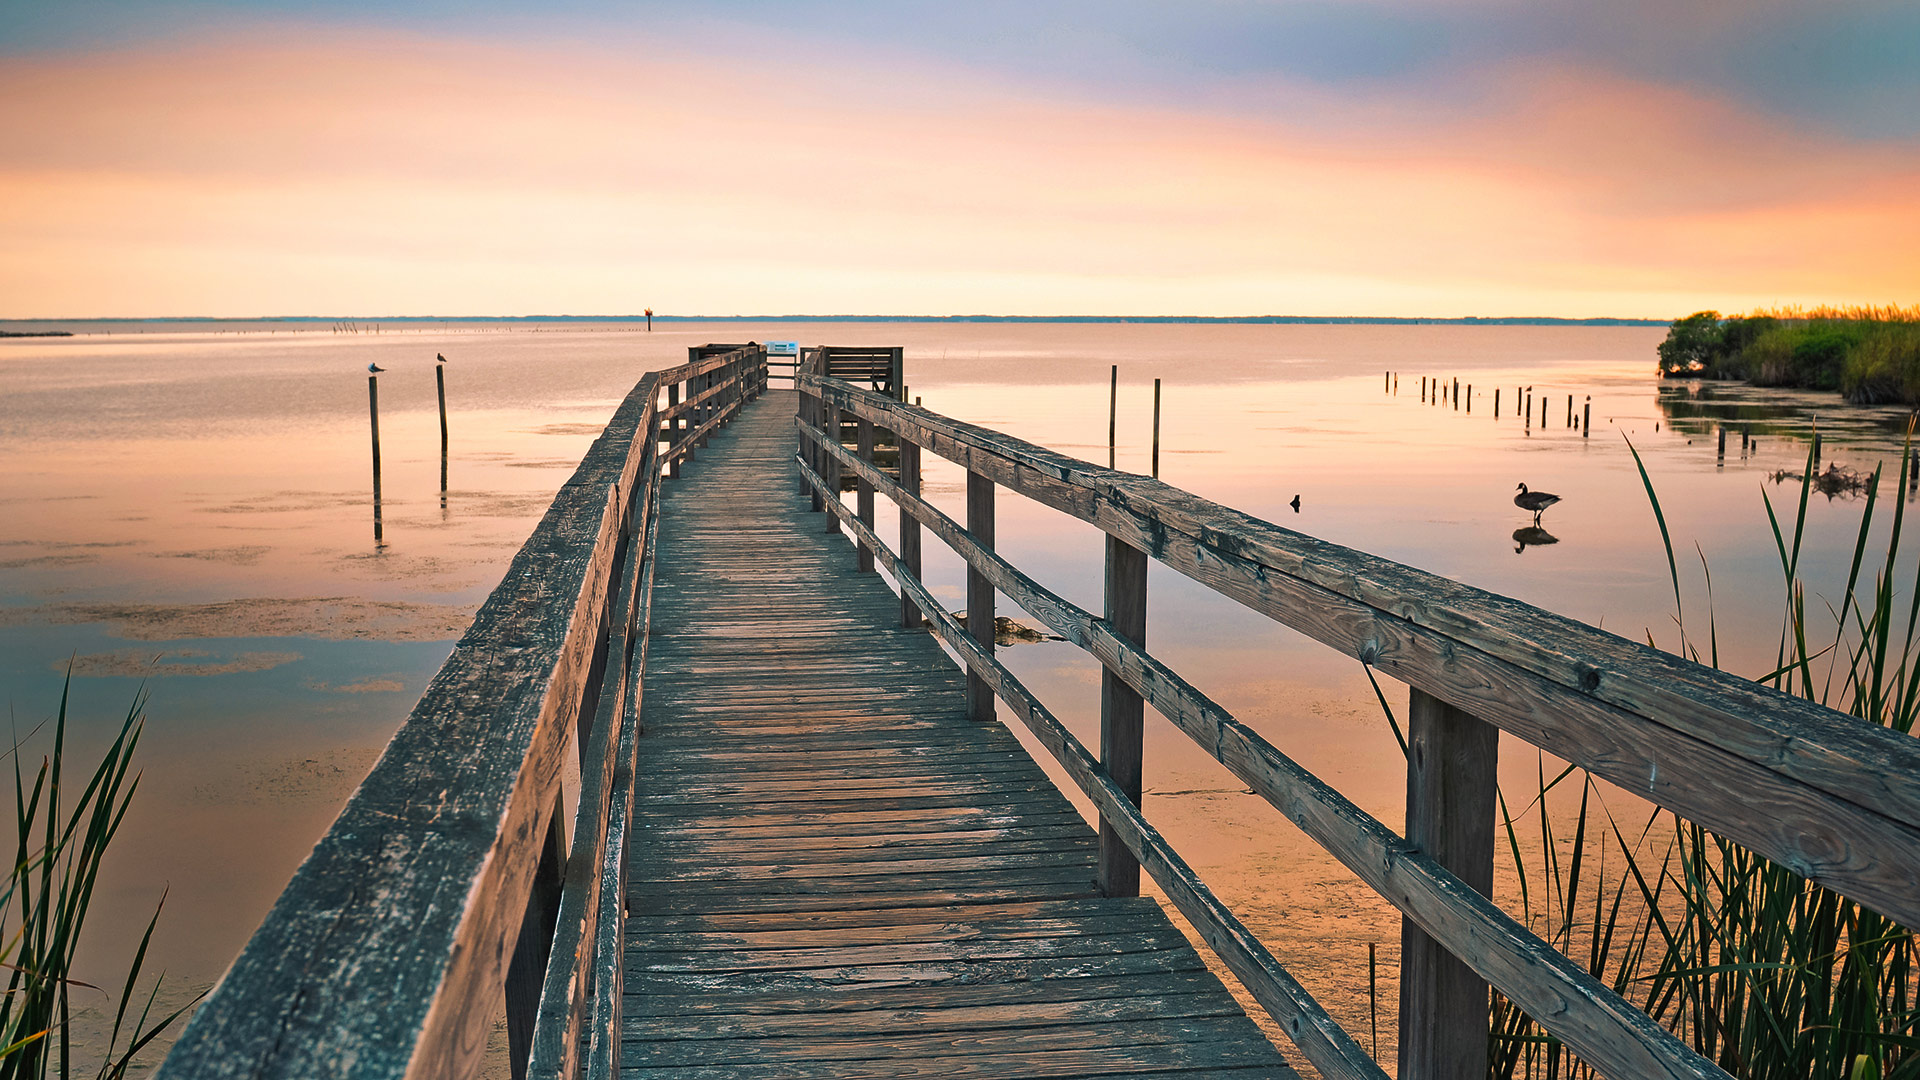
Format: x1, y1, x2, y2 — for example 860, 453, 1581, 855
157, 345, 769, 1080
796, 371, 1920, 1080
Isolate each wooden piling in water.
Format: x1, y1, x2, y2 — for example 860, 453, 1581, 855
1370, 943, 1380, 1057
1465, 385, 1471, 413
1109, 365, 1118, 470
1152, 378, 1162, 479
1583, 397, 1591, 438
368, 374, 383, 542
1494, 388, 1500, 417
436, 362, 448, 498
1452, 378, 1459, 408
1718, 425, 1726, 463
1566, 395, 1573, 428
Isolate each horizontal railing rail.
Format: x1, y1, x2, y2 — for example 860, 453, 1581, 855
159, 345, 768, 1080
796, 371, 1920, 1080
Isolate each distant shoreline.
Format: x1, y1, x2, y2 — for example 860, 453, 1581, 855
0, 314, 1668, 329
0, 330, 73, 337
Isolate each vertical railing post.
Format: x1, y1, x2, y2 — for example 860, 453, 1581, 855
666, 381, 682, 479
966, 470, 995, 722
855, 417, 876, 572
1399, 687, 1498, 1080
1098, 535, 1147, 896
823, 406, 844, 535
697, 369, 713, 449
898, 438, 922, 628
503, 797, 568, 1080
798, 375, 814, 500
805, 390, 819, 503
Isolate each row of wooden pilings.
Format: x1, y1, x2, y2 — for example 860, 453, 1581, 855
1389, 371, 1592, 436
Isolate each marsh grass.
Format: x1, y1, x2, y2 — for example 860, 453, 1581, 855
1488, 436, 1919, 1079
1657, 309, 1920, 404
1750, 305, 1920, 323
0, 680, 197, 1079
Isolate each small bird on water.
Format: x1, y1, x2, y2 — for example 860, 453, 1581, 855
367, 363, 385, 373
1289, 494, 1301, 512
1515, 483, 1561, 524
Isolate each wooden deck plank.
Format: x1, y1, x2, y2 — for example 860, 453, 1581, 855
624, 391, 1297, 1078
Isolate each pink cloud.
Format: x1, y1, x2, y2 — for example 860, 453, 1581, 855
1, 27, 1913, 317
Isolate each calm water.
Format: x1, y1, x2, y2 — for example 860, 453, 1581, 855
3, 321, 1913, 1069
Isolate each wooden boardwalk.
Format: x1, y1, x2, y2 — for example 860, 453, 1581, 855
626, 391, 1297, 1078
159, 349, 1920, 1080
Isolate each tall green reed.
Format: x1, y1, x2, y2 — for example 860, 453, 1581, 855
1490, 435, 1918, 1079
1, 679, 197, 1079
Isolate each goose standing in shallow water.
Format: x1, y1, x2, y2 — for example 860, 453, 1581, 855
1515, 483, 1561, 524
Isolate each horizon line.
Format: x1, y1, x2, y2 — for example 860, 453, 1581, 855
1, 313, 1675, 326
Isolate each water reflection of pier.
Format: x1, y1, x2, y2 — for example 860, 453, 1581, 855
160, 347, 1920, 1080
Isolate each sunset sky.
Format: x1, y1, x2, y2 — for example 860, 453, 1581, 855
3, 1, 1916, 318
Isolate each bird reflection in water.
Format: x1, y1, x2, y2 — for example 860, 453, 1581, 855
1513, 526, 1559, 554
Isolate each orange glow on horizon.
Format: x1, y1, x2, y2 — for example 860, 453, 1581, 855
1, 28, 1915, 319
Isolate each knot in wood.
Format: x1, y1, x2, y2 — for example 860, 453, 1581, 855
1577, 666, 1601, 693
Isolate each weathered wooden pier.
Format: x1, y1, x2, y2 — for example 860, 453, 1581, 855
160, 346, 1920, 1079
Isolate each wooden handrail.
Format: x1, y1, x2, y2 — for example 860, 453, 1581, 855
800, 374, 1920, 925
797, 370, 1920, 1079
791, 447, 1389, 1080
158, 346, 767, 1080
796, 408, 1720, 1080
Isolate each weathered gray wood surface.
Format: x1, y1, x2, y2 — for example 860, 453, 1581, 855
792, 420, 1382, 1080
1397, 690, 1498, 1080
803, 375, 1920, 931
158, 348, 763, 1080
628, 391, 1296, 1078
797, 385, 1726, 1080
159, 391, 650, 1080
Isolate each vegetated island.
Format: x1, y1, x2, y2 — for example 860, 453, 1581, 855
1657, 305, 1920, 404
0, 330, 72, 337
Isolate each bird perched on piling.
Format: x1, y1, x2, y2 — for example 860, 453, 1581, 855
367, 363, 385, 373
436, 353, 446, 364
1289, 494, 1301, 513
1514, 483, 1561, 524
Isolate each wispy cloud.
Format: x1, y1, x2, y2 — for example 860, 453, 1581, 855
0, 14, 1913, 316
